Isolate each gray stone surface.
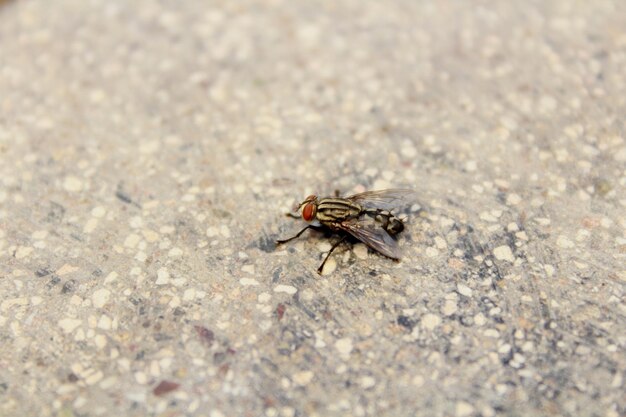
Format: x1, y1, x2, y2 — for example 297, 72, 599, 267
1, 1, 625, 416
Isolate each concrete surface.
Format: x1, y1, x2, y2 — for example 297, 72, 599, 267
1, 1, 625, 416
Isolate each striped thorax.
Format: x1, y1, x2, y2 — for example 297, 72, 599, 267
315, 198, 362, 223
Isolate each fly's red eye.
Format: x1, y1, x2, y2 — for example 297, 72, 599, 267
302, 202, 316, 221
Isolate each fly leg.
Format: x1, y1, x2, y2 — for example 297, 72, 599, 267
276, 225, 324, 245
317, 235, 348, 274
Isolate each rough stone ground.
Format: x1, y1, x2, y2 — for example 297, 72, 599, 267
0, 1, 625, 416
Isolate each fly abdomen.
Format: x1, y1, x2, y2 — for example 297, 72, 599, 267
364, 208, 405, 235
386, 217, 404, 235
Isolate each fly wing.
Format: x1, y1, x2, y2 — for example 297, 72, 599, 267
340, 219, 402, 260
346, 189, 417, 211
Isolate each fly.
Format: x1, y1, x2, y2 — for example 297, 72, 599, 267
276, 189, 416, 273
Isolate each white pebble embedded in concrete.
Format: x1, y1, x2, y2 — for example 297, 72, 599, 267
240, 278, 259, 286
292, 371, 314, 386
63, 176, 84, 192
274, 285, 297, 295
92, 289, 111, 308
421, 314, 441, 330
59, 318, 82, 334
335, 337, 353, 358
456, 401, 475, 417
493, 245, 514, 262
156, 268, 170, 285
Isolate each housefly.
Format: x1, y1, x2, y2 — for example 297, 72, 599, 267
276, 189, 416, 273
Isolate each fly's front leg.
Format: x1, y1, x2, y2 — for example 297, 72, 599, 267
317, 235, 348, 274
276, 225, 324, 245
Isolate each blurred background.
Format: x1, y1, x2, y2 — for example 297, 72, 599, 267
0, 1, 624, 416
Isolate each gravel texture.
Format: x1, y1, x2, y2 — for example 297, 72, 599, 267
1, 1, 625, 416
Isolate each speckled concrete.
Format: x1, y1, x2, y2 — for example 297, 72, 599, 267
1, 1, 625, 416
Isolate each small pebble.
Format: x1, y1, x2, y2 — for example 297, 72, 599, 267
92, 289, 111, 308
360, 376, 376, 389
274, 285, 297, 295
320, 258, 336, 275
506, 193, 522, 205
142, 229, 159, 242
557, 235, 575, 249
59, 318, 82, 334
94, 334, 107, 349
83, 218, 98, 233
421, 314, 441, 330
97, 315, 112, 330
63, 176, 84, 192
456, 401, 475, 417
91, 206, 106, 217
292, 371, 314, 386
124, 234, 141, 248
493, 245, 514, 262
352, 243, 368, 260
155, 268, 170, 285
135, 372, 148, 385
84, 370, 103, 385
14, 246, 33, 259
335, 337, 353, 357
442, 300, 457, 316
457, 284, 473, 297
168, 247, 183, 257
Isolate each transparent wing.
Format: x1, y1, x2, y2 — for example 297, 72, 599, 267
346, 189, 417, 210
340, 219, 402, 260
